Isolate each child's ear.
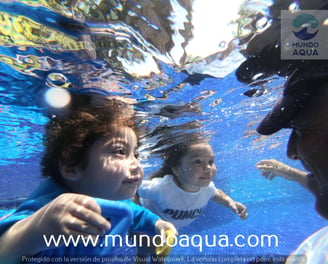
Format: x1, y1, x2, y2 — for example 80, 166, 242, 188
58, 160, 80, 181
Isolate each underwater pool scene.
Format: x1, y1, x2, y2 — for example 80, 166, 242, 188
0, 0, 327, 263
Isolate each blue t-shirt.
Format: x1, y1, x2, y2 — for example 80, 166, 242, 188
0, 179, 160, 263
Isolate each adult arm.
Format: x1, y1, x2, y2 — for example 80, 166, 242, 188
256, 159, 308, 189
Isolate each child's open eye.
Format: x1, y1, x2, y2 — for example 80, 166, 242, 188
113, 147, 125, 155
209, 159, 214, 165
134, 151, 139, 159
193, 159, 202, 164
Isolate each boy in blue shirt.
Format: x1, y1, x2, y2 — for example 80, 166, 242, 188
0, 93, 176, 263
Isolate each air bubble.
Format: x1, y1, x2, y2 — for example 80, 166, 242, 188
218, 41, 227, 49
46, 73, 70, 88
44, 88, 71, 108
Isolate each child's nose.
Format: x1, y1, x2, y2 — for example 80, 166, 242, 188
129, 158, 142, 174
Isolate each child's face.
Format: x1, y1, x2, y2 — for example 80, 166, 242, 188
72, 127, 143, 200
173, 143, 217, 192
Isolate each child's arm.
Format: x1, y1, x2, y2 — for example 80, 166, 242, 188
0, 193, 111, 264
211, 189, 248, 219
255, 159, 308, 189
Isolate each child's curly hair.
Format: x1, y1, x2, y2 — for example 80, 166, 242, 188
41, 93, 138, 184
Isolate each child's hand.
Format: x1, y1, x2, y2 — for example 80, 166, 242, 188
26, 193, 111, 253
154, 219, 178, 239
230, 201, 248, 220
154, 220, 178, 257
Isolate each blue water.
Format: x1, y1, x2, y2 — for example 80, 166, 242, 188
0, 1, 327, 263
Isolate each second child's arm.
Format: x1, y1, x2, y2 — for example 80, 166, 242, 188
211, 189, 248, 219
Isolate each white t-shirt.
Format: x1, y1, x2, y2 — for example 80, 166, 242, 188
286, 225, 328, 264
138, 174, 217, 228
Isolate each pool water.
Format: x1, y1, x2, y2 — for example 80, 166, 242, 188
0, 1, 327, 263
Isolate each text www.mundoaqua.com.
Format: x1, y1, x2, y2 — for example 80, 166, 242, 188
43, 233, 279, 252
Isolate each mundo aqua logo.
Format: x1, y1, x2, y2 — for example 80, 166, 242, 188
292, 14, 318, 40
281, 10, 328, 60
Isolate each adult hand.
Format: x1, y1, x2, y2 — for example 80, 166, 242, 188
256, 159, 292, 180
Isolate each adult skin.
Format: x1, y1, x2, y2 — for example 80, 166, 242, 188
285, 88, 328, 219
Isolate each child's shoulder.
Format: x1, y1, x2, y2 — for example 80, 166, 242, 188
145, 174, 173, 184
